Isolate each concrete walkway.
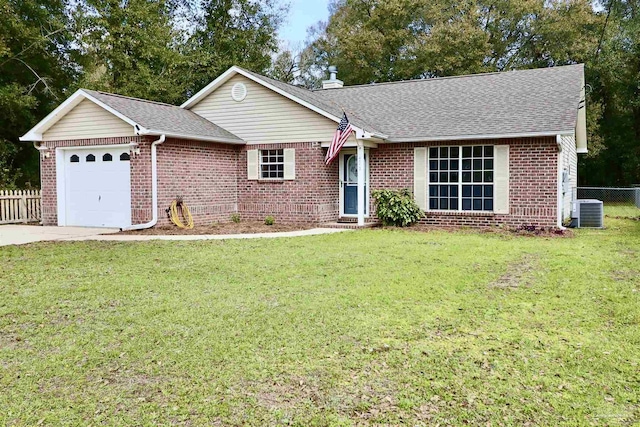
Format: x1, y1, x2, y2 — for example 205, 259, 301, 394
0, 225, 119, 246
0, 225, 349, 246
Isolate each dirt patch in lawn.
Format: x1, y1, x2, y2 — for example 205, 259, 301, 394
490, 253, 540, 289
118, 221, 317, 235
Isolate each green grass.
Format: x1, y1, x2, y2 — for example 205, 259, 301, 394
1, 219, 639, 426
605, 203, 640, 219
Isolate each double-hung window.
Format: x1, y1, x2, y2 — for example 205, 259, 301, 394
260, 149, 284, 179
428, 145, 494, 212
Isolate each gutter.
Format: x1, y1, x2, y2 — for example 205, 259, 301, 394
138, 129, 245, 145
121, 134, 166, 231
386, 130, 574, 144
556, 135, 566, 230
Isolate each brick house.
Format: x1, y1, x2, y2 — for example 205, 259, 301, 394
20, 64, 587, 229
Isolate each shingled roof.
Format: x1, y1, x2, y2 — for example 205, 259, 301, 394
311, 64, 584, 141
22, 64, 585, 144
83, 90, 243, 143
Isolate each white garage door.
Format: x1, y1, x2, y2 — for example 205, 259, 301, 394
63, 147, 132, 228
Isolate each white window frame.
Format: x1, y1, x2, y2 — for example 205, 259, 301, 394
427, 145, 495, 213
259, 148, 285, 180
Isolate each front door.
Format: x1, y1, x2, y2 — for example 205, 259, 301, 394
341, 152, 368, 216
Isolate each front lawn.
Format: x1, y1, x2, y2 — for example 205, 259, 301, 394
1, 218, 639, 426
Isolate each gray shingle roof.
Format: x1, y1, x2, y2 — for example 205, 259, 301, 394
83, 89, 243, 143
312, 64, 584, 141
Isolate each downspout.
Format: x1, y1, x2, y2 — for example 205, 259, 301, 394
556, 135, 566, 230
121, 134, 165, 231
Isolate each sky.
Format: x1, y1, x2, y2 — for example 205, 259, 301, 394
279, 0, 331, 48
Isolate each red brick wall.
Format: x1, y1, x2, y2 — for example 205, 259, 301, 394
155, 139, 239, 226
237, 142, 339, 222
39, 136, 559, 229
370, 137, 559, 227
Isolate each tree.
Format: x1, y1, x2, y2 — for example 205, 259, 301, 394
579, 0, 640, 185
73, 0, 187, 105
0, 0, 75, 187
303, 0, 601, 85
182, 0, 286, 96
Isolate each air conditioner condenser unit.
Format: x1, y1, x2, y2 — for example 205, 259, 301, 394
571, 199, 604, 228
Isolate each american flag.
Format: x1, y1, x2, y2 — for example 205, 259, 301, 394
325, 112, 353, 165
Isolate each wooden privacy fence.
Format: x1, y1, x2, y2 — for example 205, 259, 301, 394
0, 190, 42, 224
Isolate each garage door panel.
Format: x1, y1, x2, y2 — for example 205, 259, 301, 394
63, 147, 132, 228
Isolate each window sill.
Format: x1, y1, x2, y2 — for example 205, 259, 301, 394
426, 210, 497, 216
257, 178, 285, 182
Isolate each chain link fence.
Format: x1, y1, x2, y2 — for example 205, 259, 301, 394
576, 187, 640, 218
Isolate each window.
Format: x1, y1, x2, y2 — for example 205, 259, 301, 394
428, 145, 494, 211
86, 154, 95, 162
70, 154, 79, 163
260, 149, 284, 179
120, 152, 130, 161
103, 153, 113, 162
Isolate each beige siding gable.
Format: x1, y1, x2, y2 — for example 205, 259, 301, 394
189, 75, 339, 144
43, 99, 134, 141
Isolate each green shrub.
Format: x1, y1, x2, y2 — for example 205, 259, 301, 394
264, 215, 275, 226
372, 189, 423, 227
230, 213, 241, 223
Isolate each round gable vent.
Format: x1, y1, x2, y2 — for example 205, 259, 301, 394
231, 82, 247, 102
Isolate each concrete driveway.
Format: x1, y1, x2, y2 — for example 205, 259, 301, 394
0, 225, 118, 246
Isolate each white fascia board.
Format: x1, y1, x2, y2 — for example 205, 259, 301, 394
386, 130, 574, 143
19, 89, 140, 141
139, 129, 245, 145
180, 66, 381, 139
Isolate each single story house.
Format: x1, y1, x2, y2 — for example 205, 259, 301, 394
20, 64, 587, 229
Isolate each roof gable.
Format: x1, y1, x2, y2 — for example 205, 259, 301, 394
188, 73, 354, 144
20, 89, 138, 141
181, 66, 385, 138
43, 98, 135, 141
21, 89, 244, 144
